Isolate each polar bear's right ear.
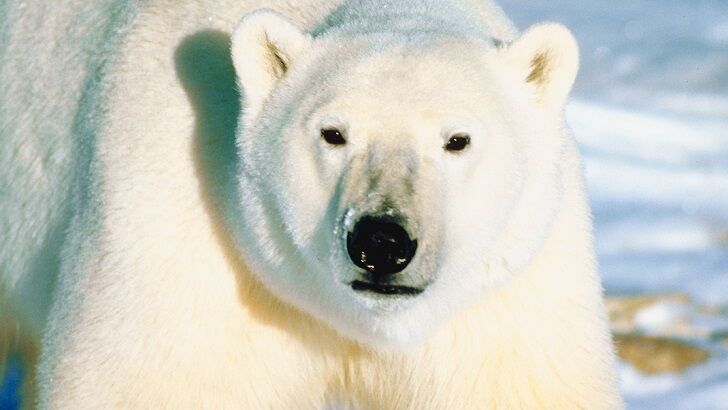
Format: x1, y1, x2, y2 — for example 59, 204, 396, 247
231, 10, 312, 121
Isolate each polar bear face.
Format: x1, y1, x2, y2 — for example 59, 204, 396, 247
230, 10, 579, 348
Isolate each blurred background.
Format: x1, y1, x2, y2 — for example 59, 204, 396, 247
500, 0, 728, 408
2, 1, 727, 408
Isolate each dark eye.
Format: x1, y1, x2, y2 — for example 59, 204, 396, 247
321, 128, 346, 146
444, 133, 470, 152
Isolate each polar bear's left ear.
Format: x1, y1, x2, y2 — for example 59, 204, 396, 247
231, 10, 312, 121
500, 23, 579, 111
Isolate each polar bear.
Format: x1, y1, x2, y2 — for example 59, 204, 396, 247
0, 0, 621, 408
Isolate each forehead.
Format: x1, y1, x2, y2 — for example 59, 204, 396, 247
311, 40, 501, 124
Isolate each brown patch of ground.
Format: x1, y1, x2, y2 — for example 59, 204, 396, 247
614, 333, 710, 374
605, 294, 690, 333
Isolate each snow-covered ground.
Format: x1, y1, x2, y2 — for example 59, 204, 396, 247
2, 1, 727, 408
499, 0, 728, 407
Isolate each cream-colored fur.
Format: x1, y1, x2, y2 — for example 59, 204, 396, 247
0, 0, 621, 408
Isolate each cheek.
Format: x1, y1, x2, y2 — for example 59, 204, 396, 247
276, 140, 345, 246
443, 137, 525, 253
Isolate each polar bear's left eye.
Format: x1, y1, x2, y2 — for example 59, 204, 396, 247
321, 128, 347, 146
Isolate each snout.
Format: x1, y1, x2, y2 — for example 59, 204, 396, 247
346, 215, 417, 277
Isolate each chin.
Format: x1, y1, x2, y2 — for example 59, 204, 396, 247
313, 278, 446, 351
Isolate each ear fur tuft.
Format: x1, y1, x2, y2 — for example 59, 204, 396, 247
501, 23, 579, 110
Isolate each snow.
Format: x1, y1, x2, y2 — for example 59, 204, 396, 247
2, 0, 727, 407
570, 101, 728, 305
499, 0, 728, 407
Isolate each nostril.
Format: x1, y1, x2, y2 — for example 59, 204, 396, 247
346, 216, 417, 276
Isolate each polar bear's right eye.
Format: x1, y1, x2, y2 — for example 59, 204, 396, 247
321, 128, 347, 146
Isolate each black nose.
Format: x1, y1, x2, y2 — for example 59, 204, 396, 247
346, 216, 417, 276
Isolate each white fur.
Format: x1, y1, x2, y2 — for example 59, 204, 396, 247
0, 0, 622, 407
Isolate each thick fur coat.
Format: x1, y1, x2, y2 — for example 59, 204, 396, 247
0, 0, 621, 407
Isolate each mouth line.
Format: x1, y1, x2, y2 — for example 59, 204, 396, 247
350, 280, 423, 296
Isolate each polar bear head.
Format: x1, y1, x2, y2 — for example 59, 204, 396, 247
229, 9, 579, 349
